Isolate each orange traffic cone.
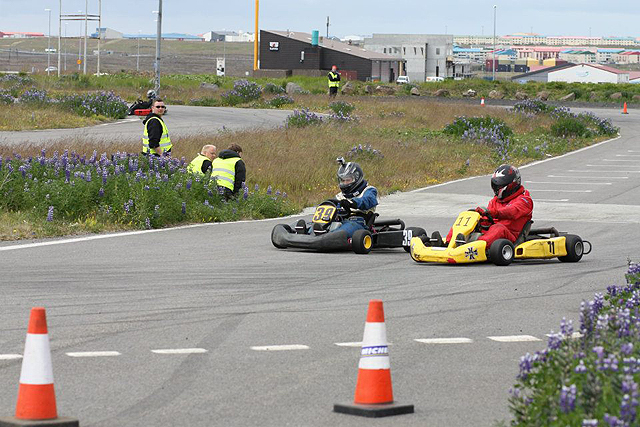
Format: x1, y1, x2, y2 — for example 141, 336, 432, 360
622, 102, 629, 114
0, 308, 78, 427
480, 97, 485, 106
334, 300, 414, 417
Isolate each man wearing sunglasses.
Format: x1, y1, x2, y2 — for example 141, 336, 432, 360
142, 99, 172, 156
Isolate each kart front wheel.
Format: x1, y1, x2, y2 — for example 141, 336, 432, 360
352, 229, 373, 254
403, 227, 428, 252
271, 225, 288, 249
559, 234, 583, 263
490, 239, 514, 266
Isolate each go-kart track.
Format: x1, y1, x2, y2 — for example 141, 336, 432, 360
0, 105, 639, 426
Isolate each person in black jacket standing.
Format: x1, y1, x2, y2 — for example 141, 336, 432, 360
142, 99, 172, 156
328, 65, 340, 98
211, 144, 246, 199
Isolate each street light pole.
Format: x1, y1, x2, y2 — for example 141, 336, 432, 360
97, 0, 101, 75
57, 0, 61, 77
45, 8, 51, 75
253, 0, 259, 71
154, 0, 163, 93
83, 0, 88, 74
64, 23, 67, 71
492, 4, 497, 81
137, 30, 141, 71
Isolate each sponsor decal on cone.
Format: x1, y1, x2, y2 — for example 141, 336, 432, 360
0, 308, 78, 427
333, 300, 414, 418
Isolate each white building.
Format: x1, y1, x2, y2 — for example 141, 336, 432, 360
548, 63, 629, 84
202, 30, 254, 42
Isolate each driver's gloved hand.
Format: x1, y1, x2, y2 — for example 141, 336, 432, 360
475, 207, 486, 215
341, 199, 356, 210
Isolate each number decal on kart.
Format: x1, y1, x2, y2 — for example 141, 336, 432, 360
312, 206, 336, 223
547, 241, 555, 254
455, 216, 472, 227
402, 229, 413, 246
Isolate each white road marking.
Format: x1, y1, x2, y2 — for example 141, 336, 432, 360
334, 342, 363, 347
536, 199, 570, 202
414, 338, 473, 344
585, 164, 640, 168
616, 154, 640, 157
0, 354, 23, 360
487, 335, 541, 342
526, 181, 611, 186
602, 159, 638, 162
574, 169, 640, 173
629, 150, 640, 153
66, 351, 121, 357
530, 189, 592, 193
151, 348, 207, 354
250, 345, 309, 351
548, 175, 628, 179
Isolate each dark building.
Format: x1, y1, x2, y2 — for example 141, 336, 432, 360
259, 30, 402, 82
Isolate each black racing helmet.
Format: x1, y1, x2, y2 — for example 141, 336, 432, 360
336, 157, 364, 195
491, 164, 522, 199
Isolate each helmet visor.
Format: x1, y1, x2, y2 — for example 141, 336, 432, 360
339, 175, 355, 186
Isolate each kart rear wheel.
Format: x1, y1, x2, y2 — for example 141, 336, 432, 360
489, 239, 514, 266
271, 224, 288, 249
352, 229, 373, 254
559, 234, 583, 263
403, 227, 428, 252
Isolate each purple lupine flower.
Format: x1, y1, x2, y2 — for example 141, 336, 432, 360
243, 187, 248, 200
144, 185, 150, 191
593, 346, 605, 359
145, 217, 151, 229
85, 170, 92, 182
267, 185, 272, 195
602, 414, 621, 427
560, 317, 574, 337
275, 190, 281, 197
181, 202, 186, 215
548, 333, 563, 350
154, 205, 160, 212
582, 420, 598, 426
575, 360, 587, 373
46, 206, 54, 222
254, 183, 259, 191
98, 187, 104, 197
559, 384, 577, 413
622, 343, 634, 355
186, 179, 192, 190
282, 192, 287, 199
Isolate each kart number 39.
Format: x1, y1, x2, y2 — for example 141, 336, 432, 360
402, 229, 413, 246
312, 205, 337, 223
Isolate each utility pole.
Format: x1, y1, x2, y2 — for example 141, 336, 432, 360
137, 30, 141, 71
326, 16, 329, 38
253, 0, 259, 71
83, 0, 88, 74
45, 8, 51, 75
154, 0, 162, 93
97, 0, 101, 75
492, 4, 497, 81
64, 23, 67, 71
57, 0, 61, 77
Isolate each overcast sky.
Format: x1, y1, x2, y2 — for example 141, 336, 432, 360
1, 0, 637, 38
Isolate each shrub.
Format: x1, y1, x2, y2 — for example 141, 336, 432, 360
0, 90, 14, 105
190, 97, 222, 107
57, 91, 128, 119
263, 83, 285, 94
286, 109, 323, 128
0, 150, 295, 229
329, 101, 355, 116
268, 94, 294, 108
513, 100, 554, 115
551, 117, 591, 138
443, 116, 513, 160
19, 89, 48, 105
510, 262, 640, 426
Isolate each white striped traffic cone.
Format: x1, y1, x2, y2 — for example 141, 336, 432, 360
0, 307, 78, 427
480, 97, 485, 106
333, 300, 414, 417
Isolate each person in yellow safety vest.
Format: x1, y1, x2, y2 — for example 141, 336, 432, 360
211, 143, 246, 199
142, 98, 172, 156
187, 144, 217, 175
328, 65, 340, 98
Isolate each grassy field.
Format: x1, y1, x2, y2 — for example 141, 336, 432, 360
0, 104, 106, 130
0, 96, 614, 240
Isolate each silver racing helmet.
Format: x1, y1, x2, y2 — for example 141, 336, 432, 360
336, 157, 365, 196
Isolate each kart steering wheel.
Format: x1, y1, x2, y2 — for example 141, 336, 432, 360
479, 212, 494, 230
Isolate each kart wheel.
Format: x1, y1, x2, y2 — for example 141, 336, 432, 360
271, 225, 288, 249
352, 229, 373, 254
403, 227, 427, 252
559, 234, 584, 263
489, 239, 514, 266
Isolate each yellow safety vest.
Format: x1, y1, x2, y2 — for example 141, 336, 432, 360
187, 154, 210, 175
328, 71, 340, 88
211, 157, 240, 191
142, 116, 172, 155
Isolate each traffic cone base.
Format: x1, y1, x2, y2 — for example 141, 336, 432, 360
333, 402, 415, 418
0, 416, 79, 427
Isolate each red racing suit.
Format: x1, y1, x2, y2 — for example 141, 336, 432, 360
446, 187, 533, 248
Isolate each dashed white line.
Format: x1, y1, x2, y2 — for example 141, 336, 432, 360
334, 342, 363, 347
487, 335, 541, 343
414, 338, 473, 344
250, 345, 309, 351
0, 354, 23, 360
151, 348, 207, 354
66, 351, 121, 357
616, 154, 640, 157
585, 164, 640, 168
629, 150, 640, 153
530, 189, 592, 193
602, 159, 638, 162
537, 199, 570, 202
548, 175, 628, 179
526, 181, 611, 186
575, 169, 640, 173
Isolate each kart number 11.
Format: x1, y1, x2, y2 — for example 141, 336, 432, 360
455, 216, 473, 227
312, 206, 336, 223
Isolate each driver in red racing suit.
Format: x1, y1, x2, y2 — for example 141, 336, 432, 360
445, 164, 533, 248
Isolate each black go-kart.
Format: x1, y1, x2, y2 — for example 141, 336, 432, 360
270, 199, 427, 254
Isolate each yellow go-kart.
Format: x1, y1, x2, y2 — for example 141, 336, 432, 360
409, 210, 591, 266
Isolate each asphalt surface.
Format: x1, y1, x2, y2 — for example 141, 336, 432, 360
1, 106, 639, 426
0, 105, 292, 146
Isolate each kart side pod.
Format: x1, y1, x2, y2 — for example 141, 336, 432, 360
410, 237, 488, 264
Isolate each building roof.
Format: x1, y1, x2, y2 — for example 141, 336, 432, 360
511, 62, 575, 80
264, 30, 400, 60
1, 31, 44, 36
589, 64, 628, 74
124, 33, 202, 40
629, 72, 640, 81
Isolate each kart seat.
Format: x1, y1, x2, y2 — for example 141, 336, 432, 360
513, 220, 533, 247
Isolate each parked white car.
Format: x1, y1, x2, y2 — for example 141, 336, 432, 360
396, 75, 410, 84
